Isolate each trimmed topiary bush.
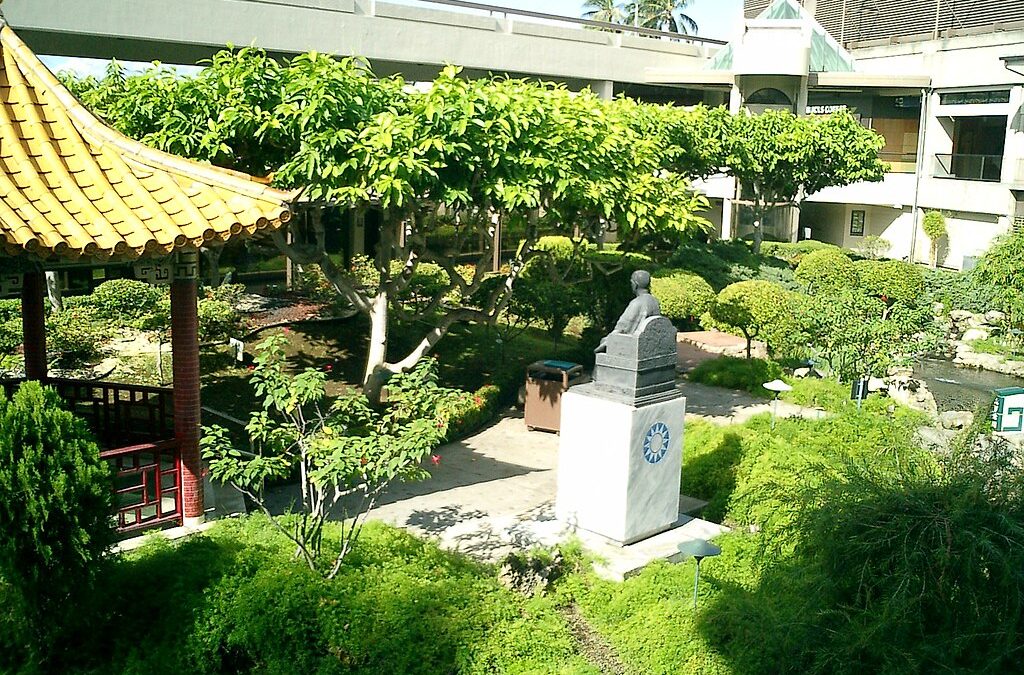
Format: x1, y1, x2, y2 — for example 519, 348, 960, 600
922, 210, 947, 268
795, 248, 859, 295
761, 240, 842, 267
688, 356, 783, 397
90, 278, 164, 320
46, 306, 104, 366
853, 259, 924, 305
198, 298, 243, 342
702, 280, 803, 359
0, 382, 113, 665
651, 269, 715, 326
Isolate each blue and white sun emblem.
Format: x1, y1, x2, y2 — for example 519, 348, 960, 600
642, 422, 670, 464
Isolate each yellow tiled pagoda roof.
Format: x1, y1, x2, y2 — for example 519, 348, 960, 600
0, 23, 297, 261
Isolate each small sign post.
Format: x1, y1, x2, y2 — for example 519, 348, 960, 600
229, 338, 245, 364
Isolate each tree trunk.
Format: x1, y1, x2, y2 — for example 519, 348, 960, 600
362, 291, 389, 402
45, 271, 62, 312
202, 247, 223, 287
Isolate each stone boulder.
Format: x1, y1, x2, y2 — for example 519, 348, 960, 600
940, 410, 975, 430
949, 309, 974, 323
986, 310, 1007, 325
886, 373, 938, 419
961, 327, 990, 343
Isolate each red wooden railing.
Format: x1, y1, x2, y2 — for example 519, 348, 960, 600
103, 439, 182, 533
1, 378, 182, 533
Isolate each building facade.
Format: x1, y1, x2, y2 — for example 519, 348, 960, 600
665, 0, 1024, 269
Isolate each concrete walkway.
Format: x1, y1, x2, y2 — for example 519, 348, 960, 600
678, 380, 827, 425
368, 409, 728, 579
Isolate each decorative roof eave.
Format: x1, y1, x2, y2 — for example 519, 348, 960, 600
0, 20, 300, 263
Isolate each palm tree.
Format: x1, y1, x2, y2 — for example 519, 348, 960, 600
627, 0, 699, 34
581, 0, 628, 25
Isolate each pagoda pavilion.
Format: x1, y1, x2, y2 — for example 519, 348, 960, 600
0, 18, 298, 532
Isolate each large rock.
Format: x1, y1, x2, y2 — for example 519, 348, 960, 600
949, 310, 974, 323
940, 410, 975, 430
986, 310, 1007, 325
886, 375, 938, 419
961, 327, 990, 343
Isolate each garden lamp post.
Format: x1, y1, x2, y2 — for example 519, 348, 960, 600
677, 539, 722, 609
762, 379, 793, 430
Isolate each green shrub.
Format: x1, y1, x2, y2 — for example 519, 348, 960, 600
794, 248, 859, 294
668, 239, 797, 291
688, 356, 782, 397
0, 382, 113, 664
854, 259, 924, 306
681, 421, 747, 522
702, 280, 804, 358
780, 377, 851, 413
202, 283, 247, 306
976, 226, 1024, 295
651, 269, 715, 326
925, 268, 1002, 314
90, 278, 164, 320
761, 240, 841, 267
0, 298, 19, 323
46, 307, 104, 365
775, 443, 1024, 673
198, 298, 243, 342
438, 384, 502, 440
922, 210, 947, 267
0, 318, 20, 354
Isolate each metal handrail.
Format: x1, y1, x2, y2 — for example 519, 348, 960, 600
404, 0, 728, 45
935, 152, 1003, 182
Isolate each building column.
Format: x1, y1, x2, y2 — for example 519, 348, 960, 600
590, 80, 614, 100
170, 250, 203, 524
21, 270, 47, 381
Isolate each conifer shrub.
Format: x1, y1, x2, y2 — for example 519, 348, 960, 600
0, 382, 113, 664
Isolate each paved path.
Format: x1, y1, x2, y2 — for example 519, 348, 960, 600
677, 380, 827, 425
365, 379, 821, 574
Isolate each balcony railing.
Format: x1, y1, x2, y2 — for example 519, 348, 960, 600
934, 153, 1004, 182
878, 152, 917, 174
1, 378, 181, 534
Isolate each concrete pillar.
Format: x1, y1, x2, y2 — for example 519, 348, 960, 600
590, 80, 614, 100
721, 196, 735, 240
21, 270, 46, 381
170, 250, 203, 524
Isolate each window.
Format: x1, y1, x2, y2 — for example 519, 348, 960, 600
849, 210, 865, 236
939, 90, 1011, 106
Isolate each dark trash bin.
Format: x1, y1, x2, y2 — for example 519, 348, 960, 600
524, 360, 584, 433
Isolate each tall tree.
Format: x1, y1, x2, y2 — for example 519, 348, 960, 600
720, 109, 886, 253
66, 53, 708, 400
628, 0, 699, 34
581, 0, 627, 24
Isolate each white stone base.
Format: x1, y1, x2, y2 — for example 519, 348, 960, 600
556, 389, 686, 544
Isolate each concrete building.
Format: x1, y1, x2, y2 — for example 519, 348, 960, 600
659, 0, 1024, 268
5, 0, 1022, 268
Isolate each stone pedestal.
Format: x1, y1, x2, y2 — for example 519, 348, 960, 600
556, 385, 686, 545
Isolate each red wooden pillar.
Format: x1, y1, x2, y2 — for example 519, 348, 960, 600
170, 251, 203, 523
21, 270, 47, 381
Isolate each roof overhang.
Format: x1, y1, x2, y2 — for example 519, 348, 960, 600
1002, 55, 1024, 77
809, 72, 931, 89
644, 69, 735, 87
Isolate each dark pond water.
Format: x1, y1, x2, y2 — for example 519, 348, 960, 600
914, 357, 1024, 413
